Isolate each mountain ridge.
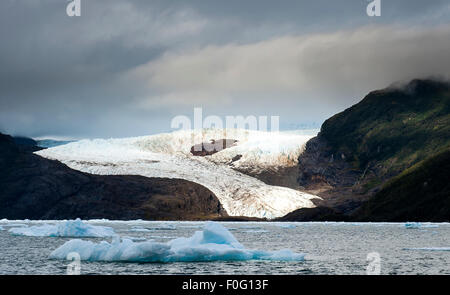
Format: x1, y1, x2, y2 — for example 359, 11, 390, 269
289, 79, 450, 221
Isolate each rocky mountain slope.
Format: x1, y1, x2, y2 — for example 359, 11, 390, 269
289, 79, 450, 221
0, 133, 226, 220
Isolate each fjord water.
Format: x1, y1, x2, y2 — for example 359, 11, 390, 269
1, 221, 449, 275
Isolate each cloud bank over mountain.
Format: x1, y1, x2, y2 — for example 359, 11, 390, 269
1, 0, 449, 138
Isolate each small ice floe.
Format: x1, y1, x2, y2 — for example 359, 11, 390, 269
405, 222, 422, 229
121, 236, 148, 241
239, 225, 262, 230
9, 219, 115, 237
49, 222, 305, 263
129, 226, 152, 232
421, 224, 439, 228
403, 247, 450, 251
149, 235, 178, 239
152, 224, 177, 230
277, 223, 297, 229
3, 223, 28, 228
243, 230, 269, 233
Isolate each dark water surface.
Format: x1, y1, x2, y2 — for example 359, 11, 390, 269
1, 221, 449, 275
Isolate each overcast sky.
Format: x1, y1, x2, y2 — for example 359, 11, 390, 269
1, 0, 450, 138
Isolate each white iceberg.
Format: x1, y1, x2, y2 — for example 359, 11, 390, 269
49, 222, 305, 263
9, 219, 115, 237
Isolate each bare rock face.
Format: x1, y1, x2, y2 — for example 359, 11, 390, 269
0, 133, 227, 220
298, 136, 361, 189
296, 136, 367, 215
191, 139, 238, 156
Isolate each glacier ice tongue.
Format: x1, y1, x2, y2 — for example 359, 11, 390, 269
49, 222, 305, 263
9, 219, 115, 237
35, 129, 320, 219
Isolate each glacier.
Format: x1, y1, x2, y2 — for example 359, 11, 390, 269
49, 222, 305, 263
9, 219, 115, 237
35, 129, 320, 219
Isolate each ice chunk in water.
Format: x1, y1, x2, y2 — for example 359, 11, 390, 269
278, 223, 296, 229
405, 222, 422, 229
403, 247, 450, 251
9, 219, 115, 237
50, 222, 305, 262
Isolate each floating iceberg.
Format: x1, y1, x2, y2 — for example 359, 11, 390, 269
405, 222, 422, 229
9, 219, 115, 237
121, 236, 150, 241
153, 224, 177, 230
421, 224, 439, 228
50, 222, 305, 263
242, 230, 269, 233
3, 223, 28, 228
129, 226, 152, 232
403, 247, 450, 251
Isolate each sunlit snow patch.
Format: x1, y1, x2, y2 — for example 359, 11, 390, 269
49, 222, 305, 263
9, 219, 115, 237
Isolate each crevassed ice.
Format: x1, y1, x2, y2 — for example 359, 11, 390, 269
36, 129, 320, 219
49, 222, 305, 263
9, 219, 115, 237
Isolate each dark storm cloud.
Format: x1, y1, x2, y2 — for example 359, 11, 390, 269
0, 0, 449, 138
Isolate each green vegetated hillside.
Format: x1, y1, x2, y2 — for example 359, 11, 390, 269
320, 79, 450, 180
353, 148, 450, 221
291, 79, 450, 221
